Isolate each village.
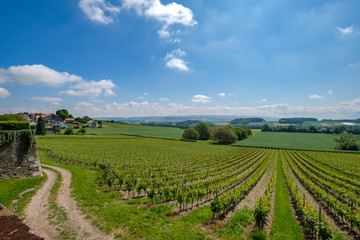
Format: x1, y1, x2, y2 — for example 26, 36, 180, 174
18, 112, 99, 134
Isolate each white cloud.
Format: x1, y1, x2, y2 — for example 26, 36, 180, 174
256, 98, 267, 102
31, 96, 63, 106
192, 94, 211, 103
160, 97, 169, 101
79, 0, 120, 24
59, 79, 116, 97
309, 94, 324, 99
217, 93, 226, 97
337, 26, 354, 35
0, 64, 82, 86
0, 88, 10, 98
121, 0, 197, 38
349, 62, 360, 67
328, 90, 333, 94
165, 49, 189, 71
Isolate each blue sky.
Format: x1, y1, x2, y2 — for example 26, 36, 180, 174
0, 0, 359, 119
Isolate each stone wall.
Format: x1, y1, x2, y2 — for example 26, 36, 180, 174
0, 131, 42, 179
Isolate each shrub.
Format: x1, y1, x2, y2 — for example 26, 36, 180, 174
334, 132, 359, 151
182, 128, 200, 141
194, 122, 212, 140
64, 128, 74, 135
0, 121, 30, 130
211, 127, 238, 144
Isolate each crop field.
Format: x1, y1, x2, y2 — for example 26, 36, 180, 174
34, 134, 360, 239
84, 124, 184, 139
233, 131, 360, 152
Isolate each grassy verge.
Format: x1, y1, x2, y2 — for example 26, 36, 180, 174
270, 156, 304, 240
0, 174, 46, 213
39, 151, 216, 239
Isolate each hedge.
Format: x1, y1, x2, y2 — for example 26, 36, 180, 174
0, 121, 30, 130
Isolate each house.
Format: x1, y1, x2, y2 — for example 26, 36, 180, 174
45, 126, 57, 134
64, 118, 75, 123
52, 121, 69, 128
86, 120, 98, 128
44, 114, 63, 123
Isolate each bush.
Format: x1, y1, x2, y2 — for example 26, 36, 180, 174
334, 132, 359, 151
211, 127, 238, 144
64, 128, 74, 135
182, 128, 200, 141
77, 128, 87, 134
0, 121, 30, 130
234, 126, 252, 140
0, 114, 25, 121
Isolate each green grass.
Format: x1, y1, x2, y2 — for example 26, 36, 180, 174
85, 125, 184, 140
0, 174, 46, 208
270, 156, 304, 240
219, 207, 253, 239
39, 151, 216, 239
234, 132, 360, 152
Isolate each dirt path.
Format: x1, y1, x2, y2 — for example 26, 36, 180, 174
24, 168, 58, 240
283, 158, 356, 240
42, 164, 113, 240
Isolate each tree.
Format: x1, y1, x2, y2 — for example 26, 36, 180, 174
262, 124, 271, 132
334, 132, 359, 151
234, 126, 252, 140
56, 109, 69, 120
182, 128, 200, 141
77, 128, 87, 134
98, 120, 103, 128
334, 126, 346, 134
194, 122, 212, 140
309, 125, 318, 133
0, 114, 25, 121
36, 116, 46, 135
211, 127, 238, 144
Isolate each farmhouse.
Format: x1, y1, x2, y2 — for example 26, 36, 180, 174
86, 120, 98, 128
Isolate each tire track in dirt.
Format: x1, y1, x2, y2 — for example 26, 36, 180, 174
24, 168, 58, 240
42, 164, 113, 240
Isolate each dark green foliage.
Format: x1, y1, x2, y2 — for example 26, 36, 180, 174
334, 132, 359, 151
0, 121, 30, 130
77, 128, 87, 134
98, 120, 103, 128
234, 126, 252, 140
64, 128, 74, 135
36, 116, 46, 135
194, 122, 212, 140
211, 127, 238, 144
248, 230, 267, 240
0, 114, 26, 121
262, 124, 271, 132
279, 118, 318, 124
56, 109, 69, 120
75, 116, 92, 123
175, 120, 201, 129
0, 130, 34, 152
230, 118, 264, 125
182, 128, 200, 140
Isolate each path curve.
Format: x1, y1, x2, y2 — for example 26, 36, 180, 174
24, 168, 58, 240
42, 164, 113, 240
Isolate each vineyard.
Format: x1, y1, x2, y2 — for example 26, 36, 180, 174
36, 135, 360, 239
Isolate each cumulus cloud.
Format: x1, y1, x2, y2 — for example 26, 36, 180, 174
192, 94, 211, 103
59, 79, 116, 97
337, 26, 354, 35
0, 64, 82, 86
217, 93, 226, 97
309, 94, 324, 99
165, 49, 189, 71
0, 87, 10, 98
121, 0, 197, 38
79, 0, 120, 24
31, 96, 63, 106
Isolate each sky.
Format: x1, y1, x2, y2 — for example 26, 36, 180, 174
0, 0, 359, 119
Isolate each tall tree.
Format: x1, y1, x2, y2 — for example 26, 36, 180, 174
334, 132, 359, 151
182, 128, 200, 141
211, 127, 238, 144
194, 122, 212, 140
56, 109, 69, 120
36, 116, 46, 135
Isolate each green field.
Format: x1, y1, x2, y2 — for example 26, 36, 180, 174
85, 125, 184, 139
233, 131, 360, 152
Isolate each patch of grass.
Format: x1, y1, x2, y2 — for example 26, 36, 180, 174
234, 132, 358, 152
270, 156, 304, 240
219, 207, 253, 239
0, 174, 46, 208
247, 230, 267, 240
